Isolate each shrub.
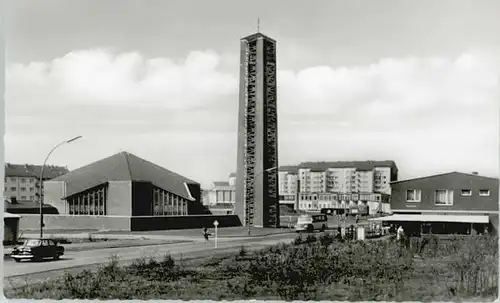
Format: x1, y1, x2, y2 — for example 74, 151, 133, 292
305, 234, 317, 244
128, 254, 178, 281
318, 232, 335, 247
6, 234, 498, 301
238, 245, 247, 257
293, 235, 303, 245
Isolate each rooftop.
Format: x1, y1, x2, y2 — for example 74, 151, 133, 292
5, 163, 69, 179
390, 171, 499, 184
49, 151, 199, 200
279, 160, 397, 173
241, 32, 276, 43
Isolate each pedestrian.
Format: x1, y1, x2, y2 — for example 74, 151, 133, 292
396, 225, 405, 244
355, 214, 359, 224
335, 227, 344, 242
203, 227, 211, 242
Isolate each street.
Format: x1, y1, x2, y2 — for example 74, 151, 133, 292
3, 233, 297, 289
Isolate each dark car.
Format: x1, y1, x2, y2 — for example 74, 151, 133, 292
11, 238, 65, 262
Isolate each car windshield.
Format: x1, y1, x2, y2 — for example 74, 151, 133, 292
23, 239, 41, 247
297, 215, 312, 223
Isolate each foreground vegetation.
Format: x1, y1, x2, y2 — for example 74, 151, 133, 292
6, 233, 498, 301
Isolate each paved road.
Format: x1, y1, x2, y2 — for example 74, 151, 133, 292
3, 233, 297, 280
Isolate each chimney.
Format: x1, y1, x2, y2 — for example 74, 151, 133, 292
472, 172, 479, 175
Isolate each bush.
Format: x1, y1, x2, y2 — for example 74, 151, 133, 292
293, 235, 303, 245
318, 232, 335, 247
6, 234, 498, 301
128, 254, 177, 281
305, 234, 317, 244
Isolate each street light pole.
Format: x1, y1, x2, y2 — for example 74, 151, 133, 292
39, 136, 82, 239
247, 166, 278, 236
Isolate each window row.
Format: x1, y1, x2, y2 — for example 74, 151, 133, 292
67, 186, 107, 215
298, 194, 382, 202
215, 190, 235, 203
406, 189, 492, 205
152, 187, 188, 216
4, 187, 36, 192
5, 177, 36, 183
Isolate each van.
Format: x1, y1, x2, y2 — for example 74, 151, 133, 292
295, 214, 328, 233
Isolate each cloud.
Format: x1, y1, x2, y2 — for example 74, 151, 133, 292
278, 53, 499, 120
5, 49, 500, 186
7, 48, 238, 109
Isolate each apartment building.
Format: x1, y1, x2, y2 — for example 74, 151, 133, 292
4, 163, 69, 202
206, 173, 236, 205
371, 171, 499, 235
278, 169, 298, 208
278, 160, 397, 214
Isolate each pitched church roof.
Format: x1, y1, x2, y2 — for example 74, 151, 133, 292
50, 152, 199, 200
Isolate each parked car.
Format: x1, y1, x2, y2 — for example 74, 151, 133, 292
11, 238, 65, 262
295, 214, 328, 233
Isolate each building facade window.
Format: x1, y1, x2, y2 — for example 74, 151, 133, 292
461, 189, 472, 196
152, 186, 188, 216
435, 189, 453, 205
406, 189, 421, 202
479, 189, 490, 196
68, 184, 107, 215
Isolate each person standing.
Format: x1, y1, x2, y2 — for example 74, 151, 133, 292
396, 225, 405, 243
203, 227, 211, 242
335, 227, 344, 242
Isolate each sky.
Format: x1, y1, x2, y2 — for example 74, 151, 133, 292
5, 0, 500, 189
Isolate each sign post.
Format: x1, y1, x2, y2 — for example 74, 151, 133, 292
213, 220, 219, 249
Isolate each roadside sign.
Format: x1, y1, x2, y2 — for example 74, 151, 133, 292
213, 220, 219, 249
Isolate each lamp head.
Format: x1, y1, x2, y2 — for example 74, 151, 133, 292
66, 136, 82, 143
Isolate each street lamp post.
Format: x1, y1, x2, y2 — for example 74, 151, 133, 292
247, 166, 278, 236
39, 136, 82, 239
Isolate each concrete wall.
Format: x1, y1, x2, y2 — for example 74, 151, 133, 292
490, 214, 499, 235
18, 214, 131, 231
130, 215, 242, 231
43, 180, 66, 214
107, 181, 132, 216
4, 218, 20, 244
131, 181, 153, 216
391, 173, 499, 212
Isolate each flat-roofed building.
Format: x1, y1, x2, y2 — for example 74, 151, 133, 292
370, 172, 499, 235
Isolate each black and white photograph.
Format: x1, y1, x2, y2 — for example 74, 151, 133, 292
1, 0, 499, 301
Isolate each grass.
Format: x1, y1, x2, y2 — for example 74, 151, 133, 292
5, 233, 498, 301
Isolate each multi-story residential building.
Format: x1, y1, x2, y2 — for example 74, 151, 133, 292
4, 163, 69, 202
206, 173, 237, 213
372, 172, 499, 235
278, 160, 398, 214
279, 168, 299, 208
207, 181, 235, 205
